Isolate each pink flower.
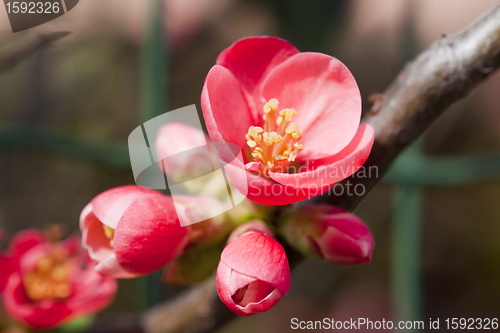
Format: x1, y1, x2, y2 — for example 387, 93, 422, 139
280, 204, 375, 265
0, 229, 117, 329
201, 36, 375, 206
155, 122, 211, 184
216, 229, 290, 316
80, 185, 190, 278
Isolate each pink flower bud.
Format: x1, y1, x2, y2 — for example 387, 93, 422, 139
79, 185, 190, 278
0, 229, 117, 329
281, 204, 374, 265
216, 231, 290, 316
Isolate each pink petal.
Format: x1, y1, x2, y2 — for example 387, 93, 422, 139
113, 195, 189, 275
67, 260, 118, 313
3, 273, 73, 329
155, 122, 211, 177
220, 232, 290, 294
81, 210, 114, 264
245, 162, 261, 172
201, 65, 254, 150
91, 185, 159, 229
19, 244, 51, 274
156, 122, 208, 157
269, 124, 375, 188
216, 36, 299, 106
320, 223, 374, 265
229, 269, 257, 295
79, 203, 93, 230
216, 261, 246, 316
0, 254, 15, 293
237, 285, 284, 315
260, 52, 362, 159
216, 260, 285, 317
7, 229, 46, 258
237, 279, 276, 307
224, 159, 331, 206
94, 253, 139, 278
60, 235, 80, 255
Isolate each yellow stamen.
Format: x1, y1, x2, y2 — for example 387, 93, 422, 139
23, 247, 72, 301
245, 98, 304, 177
291, 130, 302, 140
264, 131, 282, 145
263, 98, 279, 113
279, 108, 297, 121
102, 224, 115, 247
247, 126, 263, 142
285, 122, 298, 134
276, 116, 283, 126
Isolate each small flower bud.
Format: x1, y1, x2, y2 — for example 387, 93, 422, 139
280, 204, 374, 265
216, 229, 290, 316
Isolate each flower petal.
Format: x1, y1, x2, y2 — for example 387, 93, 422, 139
220, 232, 290, 294
269, 124, 374, 188
201, 65, 254, 150
320, 212, 375, 265
224, 160, 331, 206
216, 36, 299, 101
68, 260, 118, 313
3, 273, 73, 329
229, 269, 257, 295
81, 210, 114, 264
94, 253, 139, 278
237, 282, 283, 314
0, 255, 14, 293
155, 122, 211, 181
113, 195, 189, 275
260, 52, 362, 159
90, 185, 159, 229
7, 229, 46, 258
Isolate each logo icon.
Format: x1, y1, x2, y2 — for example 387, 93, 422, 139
3, 0, 79, 33
128, 105, 248, 226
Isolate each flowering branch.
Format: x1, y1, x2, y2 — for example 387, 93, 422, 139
135, 5, 500, 333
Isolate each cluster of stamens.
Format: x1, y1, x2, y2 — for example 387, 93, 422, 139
23, 247, 72, 301
246, 98, 304, 176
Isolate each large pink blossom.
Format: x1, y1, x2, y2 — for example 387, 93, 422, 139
201, 36, 374, 205
216, 228, 290, 316
0, 229, 117, 329
80, 185, 190, 278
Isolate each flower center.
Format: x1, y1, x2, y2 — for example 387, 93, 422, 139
246, 98, 303, 176
102, 224, 115, 247
23, 247, 72, 301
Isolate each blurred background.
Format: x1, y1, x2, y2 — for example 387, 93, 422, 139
1, 0, 500, 332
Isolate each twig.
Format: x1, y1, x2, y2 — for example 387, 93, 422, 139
0, 31, 70, 73
140, 5, 500, 333
316, 5, 500, 209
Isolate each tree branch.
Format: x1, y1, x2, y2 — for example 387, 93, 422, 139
139, 5, 500, 333
316, 5, 500, 208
